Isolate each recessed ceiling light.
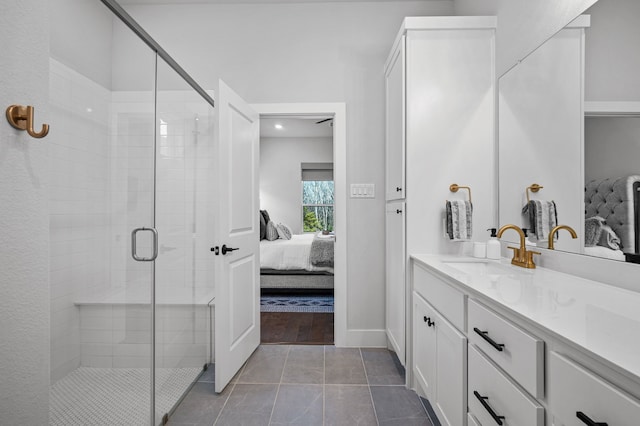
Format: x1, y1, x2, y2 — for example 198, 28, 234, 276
274, 123, 283, 130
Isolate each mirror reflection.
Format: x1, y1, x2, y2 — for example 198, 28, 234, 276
498, 0, 640, 264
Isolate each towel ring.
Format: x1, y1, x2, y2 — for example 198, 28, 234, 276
526, 183, 543, 203
449, 183, 472, 203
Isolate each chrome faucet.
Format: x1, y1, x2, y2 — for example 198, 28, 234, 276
548, 225, 578, 250
497, 224, 541, 269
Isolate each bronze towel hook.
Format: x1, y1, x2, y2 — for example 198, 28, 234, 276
6, 105, 50, 139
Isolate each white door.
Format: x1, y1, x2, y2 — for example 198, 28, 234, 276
214, 80, 260, 392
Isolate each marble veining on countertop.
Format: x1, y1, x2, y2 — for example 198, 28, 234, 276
411, 254, 640, 384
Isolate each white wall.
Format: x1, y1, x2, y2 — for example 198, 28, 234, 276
454, 0, 597, 76
123, 0, 454, 336
0, 1, 50, 423
260, 137, 333, 234
498, 28, 585, 253
584, 0, 640, 101
585, 117, 640, 182
50, 0, 114, 89
405, 24, 496, 256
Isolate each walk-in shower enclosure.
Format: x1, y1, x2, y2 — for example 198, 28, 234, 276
48, 1, 215, 424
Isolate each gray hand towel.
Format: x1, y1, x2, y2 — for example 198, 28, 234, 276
446, 200, 473, 241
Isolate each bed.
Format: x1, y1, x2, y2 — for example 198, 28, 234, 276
584, 175, 640, 262
260, 233, 335, 290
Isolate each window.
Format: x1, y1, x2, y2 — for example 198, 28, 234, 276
301, 163, 334, 232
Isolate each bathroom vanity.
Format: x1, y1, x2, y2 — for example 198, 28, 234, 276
410, 255, 640, 426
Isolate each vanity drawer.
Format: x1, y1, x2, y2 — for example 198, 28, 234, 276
548, 351, 640, 426
468, 299, 544, 398
468, 344, 544, 426
413, 262, 465, 331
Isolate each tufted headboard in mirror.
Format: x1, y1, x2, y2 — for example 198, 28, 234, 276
585, 175, 640, 254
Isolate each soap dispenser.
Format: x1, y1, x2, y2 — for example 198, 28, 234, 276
486, 228, 501, 260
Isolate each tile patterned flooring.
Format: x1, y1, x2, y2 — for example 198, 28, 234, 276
50, 367, 201, 425
168, 345, 437, 426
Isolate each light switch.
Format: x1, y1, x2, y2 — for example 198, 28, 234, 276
350, 184, 375, 198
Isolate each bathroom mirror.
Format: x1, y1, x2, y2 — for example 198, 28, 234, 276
498, 0, 640, 263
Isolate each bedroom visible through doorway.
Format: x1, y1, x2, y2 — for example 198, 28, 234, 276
258, 115, 335, 345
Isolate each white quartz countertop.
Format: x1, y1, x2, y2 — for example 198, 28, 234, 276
411, 254, 640, 384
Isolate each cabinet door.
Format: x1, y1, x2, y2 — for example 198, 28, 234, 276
548, 351, 640, 426
433, 308, 467, 426
385, 35, 405, 201
386, 202, 405, 364
413, 292, 436, 401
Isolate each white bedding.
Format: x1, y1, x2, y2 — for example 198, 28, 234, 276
260, 233, 333, 273
584, 246, 626, 261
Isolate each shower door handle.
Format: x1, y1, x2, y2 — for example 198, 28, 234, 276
131, 227, 159, 261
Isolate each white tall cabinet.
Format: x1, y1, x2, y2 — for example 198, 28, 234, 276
384, 16, 496, 371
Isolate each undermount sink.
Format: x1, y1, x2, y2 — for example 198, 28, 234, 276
441, 259, 516, 276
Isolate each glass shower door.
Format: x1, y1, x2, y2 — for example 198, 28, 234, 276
48, 7, 157, 425
153, 58, 216, 423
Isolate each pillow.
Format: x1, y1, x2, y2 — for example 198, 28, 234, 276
259, 212, 266, 240
260, 210, 271, 224
598, 224, 622, 250
276, 223, 292, 240
265, 220, 279, 241
585, 216, 622, 250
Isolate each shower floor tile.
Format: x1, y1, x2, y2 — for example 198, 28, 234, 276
50, 366, 201, 426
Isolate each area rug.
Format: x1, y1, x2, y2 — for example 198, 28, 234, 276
260, 295, 334, 313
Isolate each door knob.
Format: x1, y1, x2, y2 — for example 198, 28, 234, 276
221, 244, 239, 255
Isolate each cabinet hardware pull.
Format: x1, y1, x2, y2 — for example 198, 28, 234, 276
396, 186, 402, 192
396, 209, 403, 214
422, 316, 435, 327
576, 411, 608, 426
474, 327, 505, 352
474, 391, 505, 425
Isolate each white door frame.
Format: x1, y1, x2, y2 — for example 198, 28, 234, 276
252, 103, 347, 347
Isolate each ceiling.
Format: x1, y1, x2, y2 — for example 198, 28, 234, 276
260, 117, 333, 138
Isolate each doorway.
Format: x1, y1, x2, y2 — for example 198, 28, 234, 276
253, 103, 347, 347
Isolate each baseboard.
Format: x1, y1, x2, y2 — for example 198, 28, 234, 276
341, 328, 387, 347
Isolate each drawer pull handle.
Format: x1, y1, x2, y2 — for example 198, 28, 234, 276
576, 412, 608, 426
474, 391, 505, 425
474, 327, 505, 352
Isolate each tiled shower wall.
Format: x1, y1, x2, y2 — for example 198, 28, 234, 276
49, 60, 215, 382
49, 58, 111, 383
